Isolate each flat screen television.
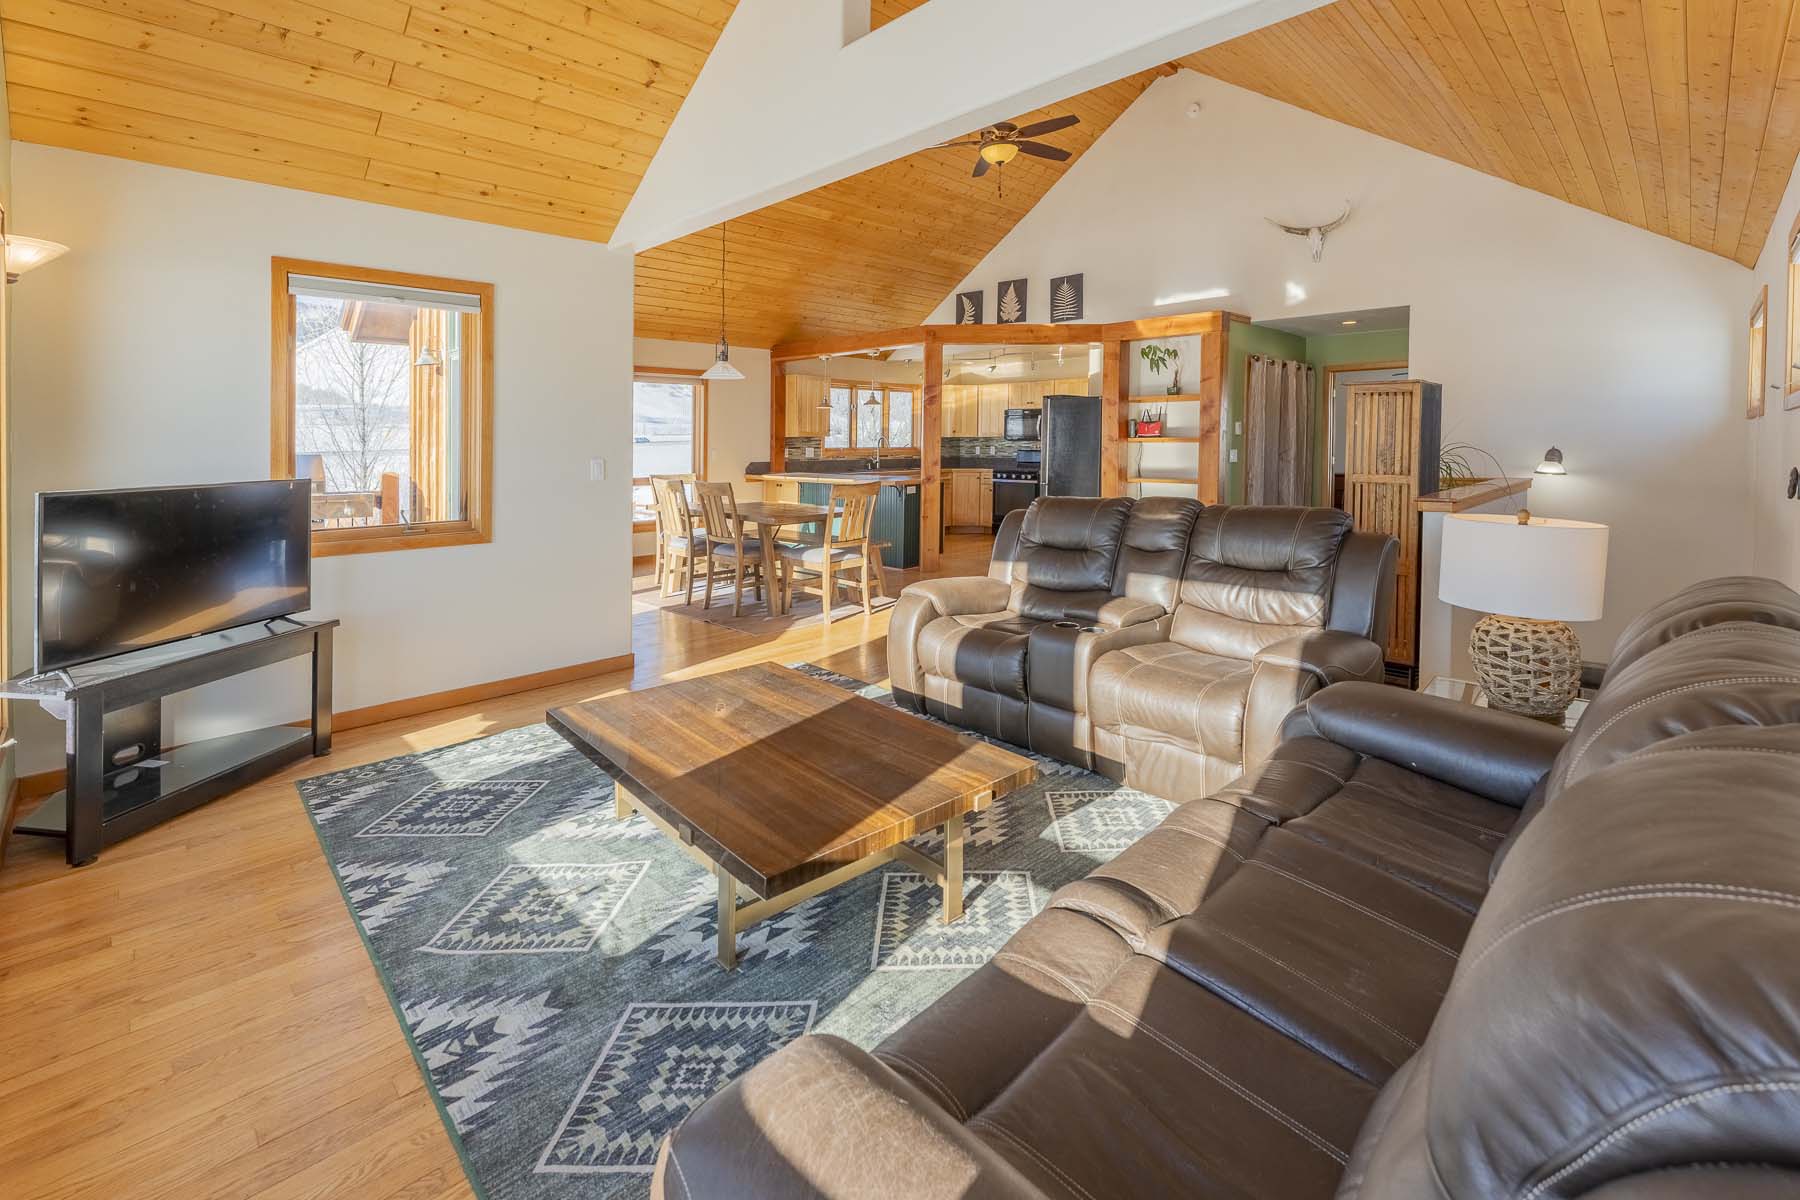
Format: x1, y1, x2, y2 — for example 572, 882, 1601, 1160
36, 479, 312, 673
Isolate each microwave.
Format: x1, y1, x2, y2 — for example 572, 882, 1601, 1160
1003, 408, 1041, 440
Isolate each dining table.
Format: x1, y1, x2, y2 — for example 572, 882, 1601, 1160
730, 500, 831, 615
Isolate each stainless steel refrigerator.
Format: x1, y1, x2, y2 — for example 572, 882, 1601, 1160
1038, 394, 1102, 497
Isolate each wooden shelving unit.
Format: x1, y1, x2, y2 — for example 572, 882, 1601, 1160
1128, 394, 1204, 403
1126, 436, 1202, 443
1125, 475, 1203, 485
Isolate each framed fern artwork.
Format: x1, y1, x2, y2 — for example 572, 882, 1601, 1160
955, 290, 983, 324
1050, 274, 1084, 322
997, 278, 1028, 324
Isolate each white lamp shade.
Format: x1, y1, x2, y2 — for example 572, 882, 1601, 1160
1439, 513, 1609, 622
5, 235, 69, 276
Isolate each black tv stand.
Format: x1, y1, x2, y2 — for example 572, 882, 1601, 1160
4, 619, 337, 865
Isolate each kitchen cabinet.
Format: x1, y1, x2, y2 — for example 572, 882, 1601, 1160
784, 375, 827, 438
943, 469, 992, 529
942, 385, 979, 438
764, 479, 802, 506
976, 385, 1007, 437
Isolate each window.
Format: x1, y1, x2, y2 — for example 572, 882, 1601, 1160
822, 382, 914, 451
1787, 212, 1800, 404
632, 372, 706, 525
272, 259, 492, 555
1750, 285, 1768, 419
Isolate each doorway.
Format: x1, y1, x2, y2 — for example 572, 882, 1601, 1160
1323, 362, 1409, 508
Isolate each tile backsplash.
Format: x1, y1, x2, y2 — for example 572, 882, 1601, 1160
943, 437, 1040, 459
781, 436, 1037, 461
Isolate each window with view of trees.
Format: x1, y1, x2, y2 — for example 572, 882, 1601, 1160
272, 259, 492, 555
823, 383, 914, 451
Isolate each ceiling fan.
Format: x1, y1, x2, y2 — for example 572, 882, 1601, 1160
936, 114, 1080, 195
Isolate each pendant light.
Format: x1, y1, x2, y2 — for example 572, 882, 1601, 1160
700, 221, 744, 381
816, 356, 833, 409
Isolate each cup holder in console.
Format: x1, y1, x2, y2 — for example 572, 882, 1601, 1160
1051, 621, 1082, 629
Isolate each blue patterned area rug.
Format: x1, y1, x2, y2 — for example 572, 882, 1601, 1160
298, 664, 1161, 1200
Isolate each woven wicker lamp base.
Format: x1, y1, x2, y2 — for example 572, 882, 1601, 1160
1469, 614, 1582, 722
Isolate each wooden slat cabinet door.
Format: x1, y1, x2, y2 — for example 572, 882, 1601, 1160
1342, 380, 1441, 669
979, 471, 994, 527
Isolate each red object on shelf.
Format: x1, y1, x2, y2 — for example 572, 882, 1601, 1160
1137, 420, 1163, 437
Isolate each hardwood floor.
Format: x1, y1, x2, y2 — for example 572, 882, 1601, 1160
0, 533, 995, 1200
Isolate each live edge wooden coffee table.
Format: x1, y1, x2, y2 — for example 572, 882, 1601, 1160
547, 663, 1036, 969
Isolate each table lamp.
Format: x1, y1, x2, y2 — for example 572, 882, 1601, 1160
1438, 512, 1609, 721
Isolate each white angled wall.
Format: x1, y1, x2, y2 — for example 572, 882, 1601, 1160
7, 145, 636, 774
1744, 154, 1800, 591
932, 72, 1753, 658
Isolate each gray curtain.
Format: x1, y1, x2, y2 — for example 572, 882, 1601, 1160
1245, 355, 1317, 506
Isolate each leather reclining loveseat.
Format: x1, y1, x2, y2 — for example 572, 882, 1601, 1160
888, 496, 1399, 794
657, 575, 1800, 1198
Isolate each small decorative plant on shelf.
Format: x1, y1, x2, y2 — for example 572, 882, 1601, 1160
1438, 442, 1488, 489
1136, 404, 1165, 437
1139, 343, 1182, 394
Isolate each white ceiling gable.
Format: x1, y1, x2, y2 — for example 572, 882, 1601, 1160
609, 0, 1332, 250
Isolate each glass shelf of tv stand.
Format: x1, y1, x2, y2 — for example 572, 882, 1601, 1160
0, 617, 329, 702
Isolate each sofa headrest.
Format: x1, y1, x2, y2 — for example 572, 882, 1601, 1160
1113, 497, 1203, 611
1186, 505, 1351, 574
1009, 497, 1133, 621
1406, 726, 1800, 1198
1172, 506, 1353, 658
1544, 617, 1800, 800
1606, 575, 1800, 679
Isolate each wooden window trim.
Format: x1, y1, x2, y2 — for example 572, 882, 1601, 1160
631, 367, 707, 529
271, 258, 494, 557
1786, 211, 1800, 400
1750, 284, 1769, 420
820, 380, 918, 454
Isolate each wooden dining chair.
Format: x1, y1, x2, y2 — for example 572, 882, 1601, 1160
649, 473, 698, 592
779, 482, 884, 625
651, 475, 706, 603
694, 480, 771, 616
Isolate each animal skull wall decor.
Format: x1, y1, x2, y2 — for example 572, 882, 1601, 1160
1267, 202, 1353, 262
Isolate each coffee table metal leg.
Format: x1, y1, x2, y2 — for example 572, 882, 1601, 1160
716, 866, 739, 970
942, 813, 964, 923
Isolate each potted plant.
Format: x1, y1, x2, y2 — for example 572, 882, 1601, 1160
1139, 343, 1183, 394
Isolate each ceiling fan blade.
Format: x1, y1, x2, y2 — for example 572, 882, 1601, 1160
1015, 140, 1072, 161
1014, 114, 1080, 139
973, 156, 990, 177
934, 138, 985, 148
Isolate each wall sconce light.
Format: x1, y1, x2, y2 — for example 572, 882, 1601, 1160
5, 235, 70, 283
414, 346, 441, 369
1534, 446, 1566, 475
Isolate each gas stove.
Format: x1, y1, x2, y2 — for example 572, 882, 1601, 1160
994, 448, 1041, 484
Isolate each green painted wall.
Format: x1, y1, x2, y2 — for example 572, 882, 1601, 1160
1226, 322, 1410, 505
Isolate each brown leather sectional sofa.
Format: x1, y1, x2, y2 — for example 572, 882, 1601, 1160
888, 496, 1400, 796
657, 574, 1800, 1198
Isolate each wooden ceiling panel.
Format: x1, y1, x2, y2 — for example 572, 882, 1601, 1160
1, 0, 740, 241
1182, 0, 1800, 265
633, 69, 1162, 345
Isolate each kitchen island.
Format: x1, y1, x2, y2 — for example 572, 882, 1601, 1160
745, 469, 924, 569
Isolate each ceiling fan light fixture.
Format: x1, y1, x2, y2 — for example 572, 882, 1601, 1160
980, 141, 1020, 166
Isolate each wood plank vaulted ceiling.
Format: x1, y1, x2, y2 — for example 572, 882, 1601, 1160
6, 0, 1800, 346
1183, 0, 1800, 270
0, 0, 738, 241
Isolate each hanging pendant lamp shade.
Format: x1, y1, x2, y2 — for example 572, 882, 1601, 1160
700, 221, 744, 381
817, 356, 833, 408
